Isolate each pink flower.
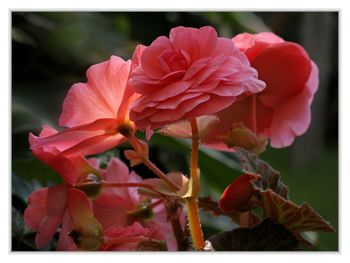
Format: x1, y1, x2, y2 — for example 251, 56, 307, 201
101, 222, 157, 251
93, 158, 184, 251
30, 54, 140, 157
24, 187, 102, 251
24, 185, 70, 249
129, 26, 266, 130
29, 125, 97, 185
203, 32, 319, 149
25, 126, 102, 250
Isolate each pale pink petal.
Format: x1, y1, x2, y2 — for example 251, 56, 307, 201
60, 133, 126, 157
233, 32, 284, 52
59, 56, 131, 128
102, 158, 142, 205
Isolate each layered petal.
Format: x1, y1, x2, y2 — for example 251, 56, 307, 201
129, 26, 265, 130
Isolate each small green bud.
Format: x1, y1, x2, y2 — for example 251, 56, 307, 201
76, 173, 102, 198
127, 204, 154, 220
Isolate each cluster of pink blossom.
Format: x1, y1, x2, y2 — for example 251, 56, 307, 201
24, 26, 318, 251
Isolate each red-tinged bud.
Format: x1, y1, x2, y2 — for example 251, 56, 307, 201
219, 173, 260, 212
124, 138, 149, 167
225, 122, 267, 154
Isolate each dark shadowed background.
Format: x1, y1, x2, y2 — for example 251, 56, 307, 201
11, 12, 338, 251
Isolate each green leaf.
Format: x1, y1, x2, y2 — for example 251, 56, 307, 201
234, 148, 289, 198
207, 218, 299, 251
260, 190, 335, 233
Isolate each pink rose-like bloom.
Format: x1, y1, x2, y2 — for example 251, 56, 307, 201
203, 32, 319, 149
30, 52, 143, 157
129, 26, 266, 130
93, 158, 184, 251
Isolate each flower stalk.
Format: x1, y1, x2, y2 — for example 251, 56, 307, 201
126, 132, 180, 191
185, 119, 205, 250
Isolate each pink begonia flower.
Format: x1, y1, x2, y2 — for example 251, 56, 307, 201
25, 126, 101, 250
129, 26, 266, 131
203, 32, 319, 149
29, 125, 97, 185
24, 187, 102, 250
93, 158, 184, 251
100, 222, 157, 251
30, 51, 143, 157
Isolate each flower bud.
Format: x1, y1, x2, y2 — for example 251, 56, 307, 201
219, 173, 260, 212
75, 173, 102, 198
126, 201, 154, 220
225, 122, 267, 154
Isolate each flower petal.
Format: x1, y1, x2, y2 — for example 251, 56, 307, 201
59, 56, 131, 128
24, 185, 68, 248
253, 42, 312, 107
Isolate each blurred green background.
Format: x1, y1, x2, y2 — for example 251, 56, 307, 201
11, 12, 338, 251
